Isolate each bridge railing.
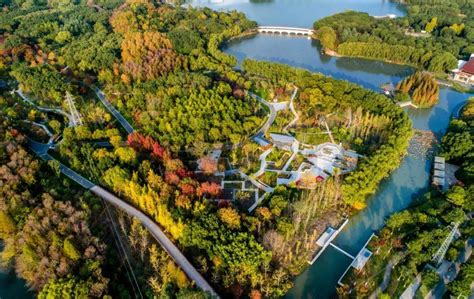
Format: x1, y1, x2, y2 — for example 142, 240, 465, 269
258, 26, 314, 33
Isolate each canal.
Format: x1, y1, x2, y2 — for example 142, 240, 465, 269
192, 0, 471, 297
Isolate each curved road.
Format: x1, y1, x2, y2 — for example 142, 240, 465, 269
89, 186, 217, 296
27, 139, 217, 297
15, 90, 73, 124
24, 83, 215, 295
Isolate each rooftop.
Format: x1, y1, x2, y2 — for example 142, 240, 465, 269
253, 135, 271, 147
460, 55, 474, 75
270, 133, 296, 144
316, 227, 336, 247
351, 248, 372, 271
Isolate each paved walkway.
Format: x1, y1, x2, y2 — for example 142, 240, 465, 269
237, 170, 273, 193
254, 147, 273, 177
15, 90, 73, 125
93, 87, 135, 134
397, 100, 419, 109
23, 120, 56, 144
91, 186, 217, 296
283, 87, 299, 133
27, 139, 217, 297
248, 91, 277, 139
400, 274, 422, 299
369, 253, 405, 299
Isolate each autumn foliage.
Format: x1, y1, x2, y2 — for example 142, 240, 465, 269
197, 181, 222, 197
127, 132, 220, 194
397, 71, 439, 107
110, 3, 183, 82
120, 31, 183, 81
199, 155, 218, 175
127, 132, 167, 160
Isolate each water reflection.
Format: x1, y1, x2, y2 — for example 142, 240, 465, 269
226, 34, 412, 89
190, 0, 406, 28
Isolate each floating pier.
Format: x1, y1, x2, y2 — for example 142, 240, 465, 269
397, 100, 419, 108
308, 219, 349, 265
337, 233, 376, 286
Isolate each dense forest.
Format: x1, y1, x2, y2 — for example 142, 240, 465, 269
339, 97, 474, 298
0, 0, 431, 298
314, 0, 474, 73
0, 92, 207, 297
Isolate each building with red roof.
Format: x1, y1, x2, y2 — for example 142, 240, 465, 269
453, 54, 474, 85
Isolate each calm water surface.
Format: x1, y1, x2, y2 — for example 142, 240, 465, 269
225, 34, 468, 299
0, 243, 32, 299
190, 0, 406, 27
0, 271, 32, 299
193, 0, 471, 298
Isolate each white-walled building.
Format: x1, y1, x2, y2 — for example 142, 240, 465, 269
452, 54, 474, 85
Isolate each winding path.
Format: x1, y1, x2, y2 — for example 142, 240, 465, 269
237, 170, 273, 193
27, 138, 218, 297
397, 100, 419, 109
249, 91, 277, 139
24, 84, 215, 295
15, 90, 73, 124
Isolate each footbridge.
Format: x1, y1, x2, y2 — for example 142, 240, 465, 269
257, 26, 314, 36
397, 100, 419, 109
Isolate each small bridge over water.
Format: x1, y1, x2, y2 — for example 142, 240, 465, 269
258, 26, 314, 36
397, 100, 419, 109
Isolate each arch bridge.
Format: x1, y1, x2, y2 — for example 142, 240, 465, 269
257, 26, 314, 36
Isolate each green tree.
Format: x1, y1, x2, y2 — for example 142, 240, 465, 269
218, 207, 241, 229
63, 239, 80, 262
38, 276, 90, 299
425, 17, 438, 33
446, 186, 467, 207
316, 26, 338, 51
0, 211, 16, 239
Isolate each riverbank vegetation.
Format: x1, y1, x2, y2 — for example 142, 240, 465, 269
338, 97, 474, 298
339, 186, 473, 298
441, 97, 474, 184
314, 0, 474, 73
396, 71, 440, 107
